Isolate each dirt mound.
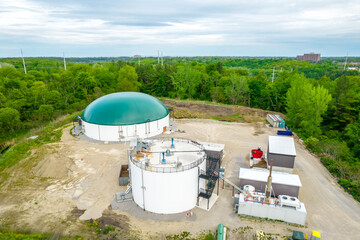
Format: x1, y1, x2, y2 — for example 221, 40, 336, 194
162, 99, 284, 123
97, 210, 130, 231
68, 207, 86, 221
164, 99, 236, 117
32, 153, 72, 179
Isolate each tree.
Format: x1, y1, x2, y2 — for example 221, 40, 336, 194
248, 73, 267, 108
225, 74, 249, 105
0, 66, 21, 80
28, 81, 48, 109
46, 90, 62, 109
37, 105, 54, 121
211, 86, 226, 103
0, 107, 21, 132
116, 65, 140, 92
0, 92, 6, 107
172, 65, 202, 99
325, 76, 360, 130
92, 87, 104, 101
286, 75, 332, 137
263, 72, 292, 112
345, 114, 360, 156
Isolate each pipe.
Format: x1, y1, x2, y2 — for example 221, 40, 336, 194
171, 138, 174, 148
266, 160, 273, 198
162, 152, 165, 163
141, 168, 146, 211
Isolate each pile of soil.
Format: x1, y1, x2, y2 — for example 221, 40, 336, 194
97, 209, 130, 231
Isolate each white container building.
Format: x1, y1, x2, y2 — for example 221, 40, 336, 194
267, 135, 296, 171
239, 168, 302, 197
235, 192, 307, 225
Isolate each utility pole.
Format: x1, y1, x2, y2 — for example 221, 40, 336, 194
21, 48, 27, 74
63, 52, 67, 70
139, 55, 141, 66
272, 67, 275, 82
161, 51, 163, 66
158, 50, 160, 64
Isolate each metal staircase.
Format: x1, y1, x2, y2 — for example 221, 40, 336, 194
198, 156, 220, 210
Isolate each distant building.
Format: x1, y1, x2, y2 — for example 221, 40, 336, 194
338, 62, 360, 66
296, 53, 321, 62
133, 55, 141, 58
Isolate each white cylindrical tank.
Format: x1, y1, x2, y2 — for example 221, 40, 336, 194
82, 115, 169, 141
130, 139, 206, 214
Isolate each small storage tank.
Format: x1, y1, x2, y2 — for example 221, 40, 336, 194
129, 138, 206, 214
251, 149, 263, 158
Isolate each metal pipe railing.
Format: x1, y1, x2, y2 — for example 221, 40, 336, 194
129, 138, 206, 173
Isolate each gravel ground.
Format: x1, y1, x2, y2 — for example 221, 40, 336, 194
0, 119, 359, 239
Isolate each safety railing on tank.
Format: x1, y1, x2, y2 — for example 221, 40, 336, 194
130, 154, 206, 173
129, 138, 206, 173
146, 137, 205, 151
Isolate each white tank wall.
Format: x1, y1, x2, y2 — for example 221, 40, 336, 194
131, 159, 206, 214
82, 114, 169, 141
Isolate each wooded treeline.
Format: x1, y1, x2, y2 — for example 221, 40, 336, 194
0, 57, 359, 200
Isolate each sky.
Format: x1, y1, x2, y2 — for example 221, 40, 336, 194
0, 0, 359, 57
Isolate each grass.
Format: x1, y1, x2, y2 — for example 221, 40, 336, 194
173, 108, 211, 119
0, 111, 82, 185
159, 97, 234, 107
0, 232, 49, 240
164, 231, 216, 240
212, 113, 244, 122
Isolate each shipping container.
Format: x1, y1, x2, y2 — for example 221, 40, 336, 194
119, 164, 129, 185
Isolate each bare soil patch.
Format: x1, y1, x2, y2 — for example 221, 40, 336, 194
162, 99, 284, 123
97, 209, 130, 231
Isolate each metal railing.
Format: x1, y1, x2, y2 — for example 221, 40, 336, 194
129, 138, 206, 173
131, 154, 206, 173
147, 137, 205, 151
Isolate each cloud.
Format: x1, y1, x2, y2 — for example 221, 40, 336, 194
0, 0, 359, 56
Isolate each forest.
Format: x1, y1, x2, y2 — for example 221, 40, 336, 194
0, 57, 359, 201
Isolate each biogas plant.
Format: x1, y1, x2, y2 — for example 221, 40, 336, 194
74, 91, 307, 227
80, 92, 170, 141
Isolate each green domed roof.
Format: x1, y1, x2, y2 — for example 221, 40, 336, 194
81, 92, 169, 125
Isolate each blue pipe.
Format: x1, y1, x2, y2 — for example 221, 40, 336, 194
162, 152, 165, 163
171, 138, 174, 148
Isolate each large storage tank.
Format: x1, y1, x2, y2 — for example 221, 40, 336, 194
129, 138, 206, 214
81, 92, 169, 141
